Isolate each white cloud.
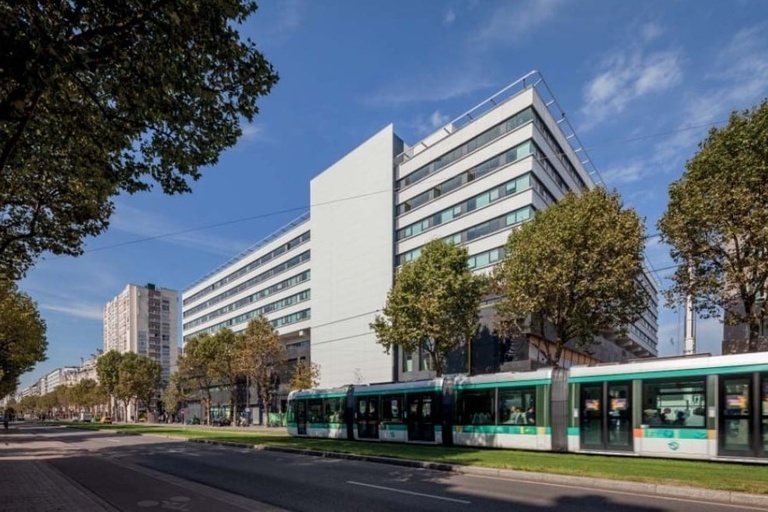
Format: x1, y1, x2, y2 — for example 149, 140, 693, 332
443, 8, 456, 26
110, 203, 250, 257
641, 23, 768, 175
410, 110, 452, 136
640, 22, 665, 43
601, 161, 645, 185
472, 0, 566, 46
240, 123, 264, 142
581, 49, 683, 131
39, 302, 103, 321
364, 72, 494, 107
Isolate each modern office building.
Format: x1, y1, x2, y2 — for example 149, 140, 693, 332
182, 71, 659, 392
103, 283, 179, 379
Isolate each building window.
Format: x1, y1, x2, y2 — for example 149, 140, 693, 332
403, 352, 413, 373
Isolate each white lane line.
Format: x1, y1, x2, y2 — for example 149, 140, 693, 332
105, 439, 120, 443
347, 481, 471, 504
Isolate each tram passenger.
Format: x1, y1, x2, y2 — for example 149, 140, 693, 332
525, 407, 535, 425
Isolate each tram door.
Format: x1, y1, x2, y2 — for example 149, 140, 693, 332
356, 396, 379, 439
719, 374, 767, 458
407, 393, 436, 442
296, 401, 307, 436
580, 382, 633, 451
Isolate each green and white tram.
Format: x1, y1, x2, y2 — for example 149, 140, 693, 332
288, 378, 450, 444
452, 368, 555, 451
287, 351, 768, 462
568, 352, 768, 461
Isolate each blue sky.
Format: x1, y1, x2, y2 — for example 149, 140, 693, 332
17, 0, 768, 388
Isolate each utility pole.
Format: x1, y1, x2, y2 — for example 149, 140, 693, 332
683, 293, 696, 355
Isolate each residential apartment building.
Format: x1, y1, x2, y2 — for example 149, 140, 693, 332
103, 283, 179, 379
182, 71, 659, 393
40, 367, 78, 395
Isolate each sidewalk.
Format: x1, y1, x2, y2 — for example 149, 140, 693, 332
0, 426, 113, 511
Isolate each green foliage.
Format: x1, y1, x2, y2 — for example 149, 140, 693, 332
96, 350, 123, 414
0, 278, 47, 396
371, 239, 486, 376
163, 372, 187, 416
495, 187, 647, 367
179, 333, 218, 424
117, 352, 162, 420
69, 378, 105, 410
208, 328, 241, 420
236, 317, 286, 411
0, 0, 279, 278
658, 100, 768, 352
290, 360, 321, 391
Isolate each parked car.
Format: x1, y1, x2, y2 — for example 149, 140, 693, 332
100, 416, 113, 424
212, 417, 231, 427
185, 416, 200, 425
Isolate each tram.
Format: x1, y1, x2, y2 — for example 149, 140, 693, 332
287, 351, 768, 462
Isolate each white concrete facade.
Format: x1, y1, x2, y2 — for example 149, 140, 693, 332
310, 125, 402, 387
103, 283, 179, 379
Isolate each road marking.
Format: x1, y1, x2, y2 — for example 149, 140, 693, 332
105, 439, 120, 443
347, 481, 470, 504
463, 474, 767, 511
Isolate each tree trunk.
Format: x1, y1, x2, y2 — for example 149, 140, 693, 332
748, 319, 760, 352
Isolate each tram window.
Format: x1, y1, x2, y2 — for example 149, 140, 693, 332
324, 398, 344, 423
308, 398, 325, 423
642, 378, 705, 428
381, 394, 403, 422
287, 402, 296, 423
457, 389, 495, 425
499, 388, 536, 425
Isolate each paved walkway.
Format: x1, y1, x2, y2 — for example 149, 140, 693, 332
0, 425, 113, 511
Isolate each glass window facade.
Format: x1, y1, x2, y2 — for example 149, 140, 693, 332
183, 290, 310, 331
184, 308, 311, 341
183, 270, 310, 328
398, 108, 534, 190
396, 205, 534, 266
184, 231, 310, 306
183, 251, 311, 318
397, 174, 533, 241
397, 140, 534, 215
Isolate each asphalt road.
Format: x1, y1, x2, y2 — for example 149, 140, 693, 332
18, 426, 768, 511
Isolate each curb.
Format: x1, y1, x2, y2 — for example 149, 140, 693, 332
187, 438, 768, 509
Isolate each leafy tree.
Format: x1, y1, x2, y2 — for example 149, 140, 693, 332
0, 0, 279, 278
236, 317, 285, 420
114, 352, 140, 420
208, 329, 241, 422
179, 333, 218, 425
96, 350, 122, 416
495, 187, 648, 368
290, 360, 320, 391
54, 385, 72, 418
658, 100, 768, 353
162, 372, 188, 420
70, 378, 103, 412
371, 239, 486, 376
0, 278, 47, 396
118, 353, 162, 421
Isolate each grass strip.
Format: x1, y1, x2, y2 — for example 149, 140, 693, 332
63, 423, 768, 495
